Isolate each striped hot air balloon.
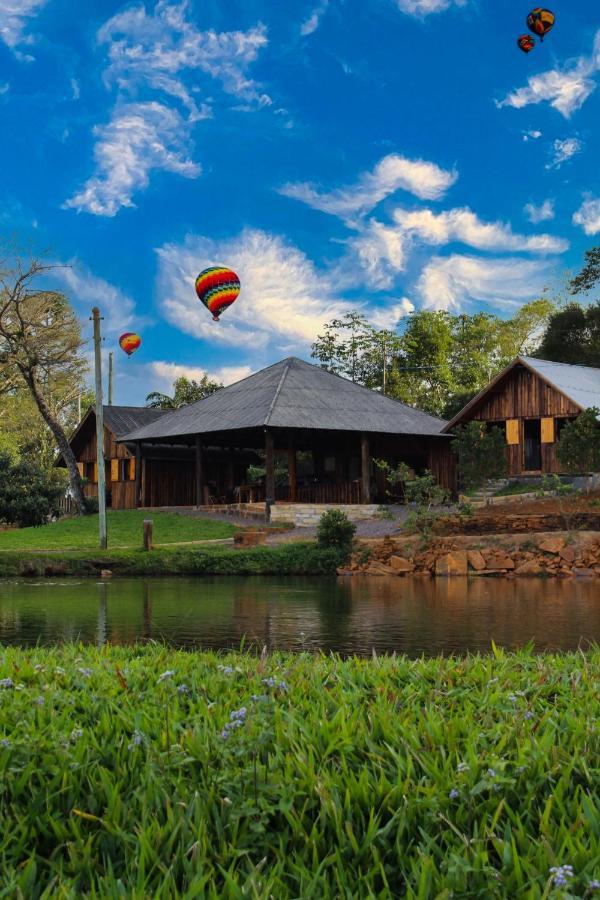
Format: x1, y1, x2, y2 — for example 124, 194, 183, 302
119, 332, 141, 357
195, 267, 241, 322
526, 8, 555, 41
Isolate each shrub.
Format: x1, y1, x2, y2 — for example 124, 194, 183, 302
316, 509, 356, 557
451, 422, 508, 492
0, 453, 62, 527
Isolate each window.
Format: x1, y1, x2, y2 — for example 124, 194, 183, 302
119, 459, 129, 482
84, 462, 95, 482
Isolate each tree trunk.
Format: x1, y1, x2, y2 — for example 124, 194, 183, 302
23, 371, 88, 515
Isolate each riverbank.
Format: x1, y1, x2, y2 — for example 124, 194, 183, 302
0, 542, 342, 577
344, 531, 600, 578
1, 644, 598, 896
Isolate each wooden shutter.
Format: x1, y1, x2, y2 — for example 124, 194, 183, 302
110, 459, 119, 482
506, 419, 520, 446
541, 417, 555, 444
129, 458, 136, 481
76, 462, 84, 477
93, 463, 98, 483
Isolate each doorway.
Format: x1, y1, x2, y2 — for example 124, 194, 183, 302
523, 419, 541, 471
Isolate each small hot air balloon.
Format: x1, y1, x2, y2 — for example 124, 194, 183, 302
517, 34, 535, 53
119, 332, 142, 357
195, 266, 240, 322
526, 8, 555, 41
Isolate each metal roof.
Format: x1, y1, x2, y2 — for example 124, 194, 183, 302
519, 356, 600, 411
122, 357, 448, 442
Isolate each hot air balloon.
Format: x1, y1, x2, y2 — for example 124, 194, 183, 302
195, 267, 240, 322
526, 8, 555, 40
119, 332, 142, 357
517, 34, 535, 53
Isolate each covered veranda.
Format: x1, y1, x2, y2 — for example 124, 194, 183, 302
120, 357, 455, 514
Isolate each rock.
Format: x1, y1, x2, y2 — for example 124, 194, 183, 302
100, 569, 113, 578
366, 562, 394, 576
559, 547, 575, 563
389, 555, 414, 573
336, 568, 354, 576
435, 551, 468, 577
572, 568, 595, 578
514, 560, 543, 576
539, 536, 565, 555
467, 550, 486, 571
486, 556, 515, 571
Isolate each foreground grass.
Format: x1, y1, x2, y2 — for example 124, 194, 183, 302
0, 646, 598, 897
0, 542, 340, 577
0, 510, 236, 551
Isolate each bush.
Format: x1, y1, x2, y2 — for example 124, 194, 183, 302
316, 509, 356, 557
452, 422, 508, 492
0, 453, 62, 527
83, 496, 99, 514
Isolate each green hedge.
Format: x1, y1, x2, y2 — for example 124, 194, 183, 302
0, 542, 343, 578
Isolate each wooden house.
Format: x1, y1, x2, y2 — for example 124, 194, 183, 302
117, 356, 455, 510
443, 356, 593, 476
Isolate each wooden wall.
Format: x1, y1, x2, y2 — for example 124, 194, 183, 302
75, 426, 137, 509
456, 365, 581, 476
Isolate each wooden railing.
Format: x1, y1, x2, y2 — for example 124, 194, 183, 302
274, 482, 363, 504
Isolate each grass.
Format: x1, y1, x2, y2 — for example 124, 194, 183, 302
0, 543, 343, 577
0, 645, 598, 897
0, 509, 236, 551
495, 481, 541, 497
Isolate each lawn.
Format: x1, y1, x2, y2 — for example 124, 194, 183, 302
0, 509, 236, 550
0, 645, 597, 897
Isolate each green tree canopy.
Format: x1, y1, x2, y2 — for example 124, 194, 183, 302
556, 408, 600, 485
451, 422, 508, 492
536, 302, 600, 367
146, 375, 223, 409
0, 451, 63, 527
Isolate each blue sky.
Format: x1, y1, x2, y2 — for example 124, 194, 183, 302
1, 0, 599, 405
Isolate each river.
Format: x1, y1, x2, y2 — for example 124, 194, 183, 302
0, 576, 598, 656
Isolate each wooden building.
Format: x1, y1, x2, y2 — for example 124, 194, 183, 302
113, 356, 455, 511
444, 356, 592, 476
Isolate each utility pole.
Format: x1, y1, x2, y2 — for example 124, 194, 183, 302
382, 333, 387, 396
108, 352, 114, 406
92, 308, 107, 549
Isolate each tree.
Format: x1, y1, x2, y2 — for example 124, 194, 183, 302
536, 302, 600, 367
569, 246, 600, 296
451, 422, 508, 492
146, 374, 223, 409
556, 408, 600, 490
0, 451, 63, 527
0, 256, 89, 514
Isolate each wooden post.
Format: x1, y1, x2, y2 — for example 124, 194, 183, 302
361, 433, 371, 504
288, 446, 297, 502
143, 519, 153, 551
265, 429, 275, 504
134, 444, 142, 508
92, 307, 107, 549
195, 436, 204, 507
108, 352, 114, 406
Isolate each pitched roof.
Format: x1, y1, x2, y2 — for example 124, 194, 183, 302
443, 355, 600, 431
122, 356, 448, 442
102, 406, 170, 437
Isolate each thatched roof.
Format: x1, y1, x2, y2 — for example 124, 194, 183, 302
122, 357, 447, 442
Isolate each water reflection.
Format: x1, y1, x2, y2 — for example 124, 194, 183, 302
0, 576, 598, 657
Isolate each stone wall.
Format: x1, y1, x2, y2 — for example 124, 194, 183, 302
270, 503, 380, 527
339, 532, 600, 578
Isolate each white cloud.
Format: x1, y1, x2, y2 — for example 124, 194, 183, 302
524, 200, 555, 224
300, 0, 329, 36
522, 130, 542, 142
392, 206, 567, 254
279, 153, 457, 223
416, 255, 554, 312
149, 361, 253, 389
0, 81, 9, 95
64, 101, 200, 217
349, 219, 409, 289
99, 1, 270, 117
573, 198, 600, 236
370, 299, 414, 329
498, 32, 600, 118
546, 137, 583, 170
0, 0, 46, 49
156, 228, 356, 348
395, 0, 466, 15
53, 262, 138, 337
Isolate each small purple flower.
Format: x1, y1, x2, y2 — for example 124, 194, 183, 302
487, 768, 497, 778
251, 694, 268, 702
457, 762, 469, 773
550, 865, 574, 889
449, 788, 459, 800
508, 693, 518, 703
177, 684, 190, 695
0, 678, 14, 689
34, 696, 45, 707
588, 879, 600, 891
230, 707, 247, 721
157, 670, 175, 684
77, 668, 93, 678
0, 738, 10, 749
262, 677, 277, 688
218, 665, 234, 675
128, 730, 144, 750
524, 710, 534, 720
70, 728, 83, 742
